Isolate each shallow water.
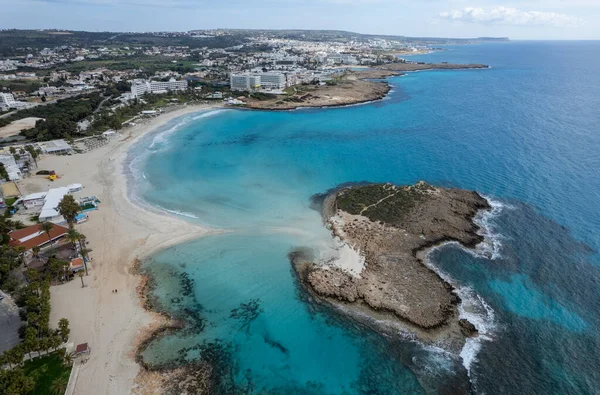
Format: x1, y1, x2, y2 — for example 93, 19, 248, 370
132, 41, 600, 394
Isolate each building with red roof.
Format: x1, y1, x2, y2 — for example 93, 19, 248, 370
9, 223, 69, 251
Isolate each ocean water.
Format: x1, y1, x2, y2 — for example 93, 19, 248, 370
129, 41, 600, 394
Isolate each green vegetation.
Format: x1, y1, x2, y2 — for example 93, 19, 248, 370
5, 197, 17, 207
61, 57, 200, 75
248, 92, 278, 101
0, 80, 41, 94
337, 183, 433, 225
0, 163, 10, 181
57, 195, 80, 228
0, 29, 249, 57
2, 93, 105, 141
0, 268, 72, 394
22, 353, 72, 395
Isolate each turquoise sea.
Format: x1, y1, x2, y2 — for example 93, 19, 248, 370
128, 41, 600, 394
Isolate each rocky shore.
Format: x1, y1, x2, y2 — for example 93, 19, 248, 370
377, 62, 489, 72
244, 62, 488, 110
292, 182, 490, 350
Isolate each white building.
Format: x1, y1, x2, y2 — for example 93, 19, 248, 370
230, 74, 251, 91
0, 154, 22, 180
230, 72, 286, 91
130, 79, 188, 98
39, 139, 73, 155
0, 93, 16, 109
39, 186, 71, 223
259, 73, 285, 90
20, 192, 47, 209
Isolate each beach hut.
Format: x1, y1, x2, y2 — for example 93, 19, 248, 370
74, 343, 91, 356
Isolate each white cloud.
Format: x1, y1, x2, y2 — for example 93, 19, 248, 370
439, 6, 583, 27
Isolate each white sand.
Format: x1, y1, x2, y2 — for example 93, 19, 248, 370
325, 213, 366, 277
17, 104, 222, 395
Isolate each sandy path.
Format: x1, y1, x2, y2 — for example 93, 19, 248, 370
18, 104, 222, 395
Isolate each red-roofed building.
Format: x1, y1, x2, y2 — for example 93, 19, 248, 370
70, 257, 84, 272
9, 224, 69, 251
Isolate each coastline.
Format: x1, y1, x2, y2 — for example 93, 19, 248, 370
242, 63, 488, 111
25, 62, 489, 394
17, 103, 222, 395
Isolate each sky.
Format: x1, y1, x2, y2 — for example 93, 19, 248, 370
1, 0, 599, 40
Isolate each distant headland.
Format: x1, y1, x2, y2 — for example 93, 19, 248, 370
243, 63, 489, 110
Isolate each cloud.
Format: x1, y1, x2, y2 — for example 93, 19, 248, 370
439, 6, 583, 27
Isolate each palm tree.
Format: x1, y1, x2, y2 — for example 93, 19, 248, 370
66, 227, 81, 249
40, 221, 54, 246
58, 195, 80, 228
80, 247, 90, 275
63, 353, 73, 367
50, 376, 68, 395
32, 245, 41, 259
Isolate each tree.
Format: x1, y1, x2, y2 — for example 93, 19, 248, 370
40, 222, 54, 245
66, 227, 81, 249
79, 247, 89, 276
58, 195, 80, 228
25, 145, 39, 167
0, 367, 34, 394
49, 259, 64, 283
50, 335, 62, 352
0, 162, 9, 181
58, 318, 70, 343
24, 327, 37, 359
3, 346, 24, 368
50, 376, 68, 395
62, 352, 73, 366
32, 245, 41, 259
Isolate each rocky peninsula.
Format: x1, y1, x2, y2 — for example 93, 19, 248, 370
244, 62, 488, 110
292, 182, 490, 350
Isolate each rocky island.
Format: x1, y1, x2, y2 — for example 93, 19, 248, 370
292, 182, 491, 351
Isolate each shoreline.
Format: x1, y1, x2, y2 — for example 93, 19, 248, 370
241, 63, 488, 111
30, 61, 488, 394
17, 103, 223, 395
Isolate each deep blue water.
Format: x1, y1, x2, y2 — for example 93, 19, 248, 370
130, 41, 600, 394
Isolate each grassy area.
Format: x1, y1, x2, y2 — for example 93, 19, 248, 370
22, 353, 72, 395
61, 57, 200, 75
337, 183, 432, 225
5, 197, 17, 207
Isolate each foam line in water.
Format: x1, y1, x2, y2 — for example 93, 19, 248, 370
422, 248, 497, 380
155, 205, 200, 219
471, 196, 511, 260
148, 109, 226, 150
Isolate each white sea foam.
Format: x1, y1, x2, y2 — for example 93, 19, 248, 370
192, 109, 225, 120
148, 109, 225, 150
155, 205, 200, 219
148, 119, 188, 150
423, 247, 498, 379
471, 197, 512, 260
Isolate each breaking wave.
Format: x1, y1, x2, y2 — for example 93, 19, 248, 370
148, 109, 226, 150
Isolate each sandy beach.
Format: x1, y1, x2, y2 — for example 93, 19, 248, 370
16, 103, 221, 395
